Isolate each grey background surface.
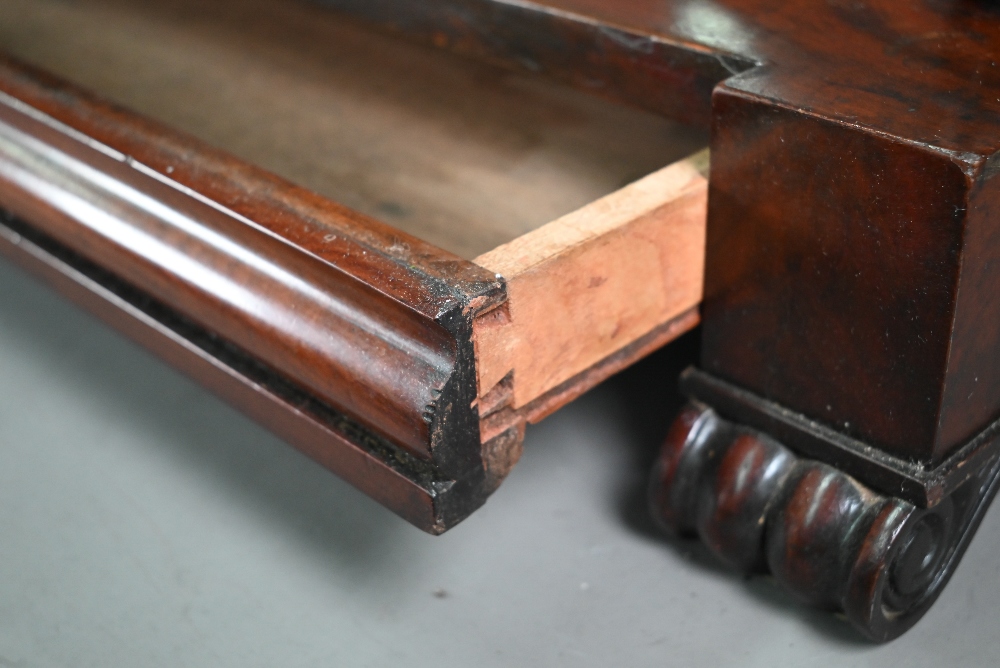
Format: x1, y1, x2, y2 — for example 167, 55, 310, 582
0, 255, 997, 667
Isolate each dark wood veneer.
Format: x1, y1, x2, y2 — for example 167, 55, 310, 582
3, 0, 1000, 542
0, 56, 506, 533
0, 0, 710, 533
0, 211, 458, 531
311, 0, 1000, 465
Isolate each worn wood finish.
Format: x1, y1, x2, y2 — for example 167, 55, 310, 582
680, 367, 1000, 509
310, 0, 750, 128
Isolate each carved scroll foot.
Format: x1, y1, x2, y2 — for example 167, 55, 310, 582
650, 403, 1000, 642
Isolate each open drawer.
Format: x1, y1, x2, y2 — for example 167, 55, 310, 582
0, 0, 708, 532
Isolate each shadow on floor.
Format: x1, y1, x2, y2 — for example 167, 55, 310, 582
0, 253, 888, 645
599, 330, 871, 646
0, 257, 413, 580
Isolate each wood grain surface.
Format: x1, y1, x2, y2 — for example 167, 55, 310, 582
0, 98, 459, 459
0, 56, 507, 532
0, 0, 705, 259
308, 0, 1000, 465
474, 151, 707, 410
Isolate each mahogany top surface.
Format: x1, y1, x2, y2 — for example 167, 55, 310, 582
534, 0, 1000, 159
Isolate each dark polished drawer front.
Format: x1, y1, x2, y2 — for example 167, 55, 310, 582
0, 0, 708, 533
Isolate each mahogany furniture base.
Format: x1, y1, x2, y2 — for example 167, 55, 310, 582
650, 382, 1000, 643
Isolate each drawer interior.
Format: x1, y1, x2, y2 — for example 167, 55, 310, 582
0, 0, 710, 432
0, 0, 706, 261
